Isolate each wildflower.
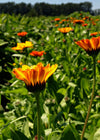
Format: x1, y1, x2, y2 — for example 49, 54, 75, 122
83, 16, 89, 20
12, 63, 58, 92
55, 24, 58, 27
92, 21, 96, 26
12, 41, 33, 51
19, 62, 23, 65
17, 31, 27, 37
83, 67, 87, 71
97, 60, 100, 63
90, 32, 100, 36
30, 51, 46, 57
58, 27, 73, 34
90, 32, 98, 36
82, 23, 88, 27
13, 63, 16, 66
73, 19, 84, 24
75, 36, 100, 56
54, 18, 60, 21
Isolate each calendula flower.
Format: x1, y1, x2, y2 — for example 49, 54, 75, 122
12, 43, 26, 51
55, 24, 58, 27
54, 18, 60, 21
75, 36, 100, 56
83, 67, 87, 71
97, 60, 100, 63
83, 16, 89, 20
30, 51, 46, 57
90, 32, 100, 36
92, 21, 96, 26
25, 41, 33, 48
90, 32, 98, 36
82, 23, 88, 27
19, 62, 23, 65
58, 27, 73, 34
12, 63, 58, 92
17, 32, 27, 37
73, 19, 84, 24
12, 41, 33, 51
13, 63, 16, 66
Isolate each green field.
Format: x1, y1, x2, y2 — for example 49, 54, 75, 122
0, 11, 100, 140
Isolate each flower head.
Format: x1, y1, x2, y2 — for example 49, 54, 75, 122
73, 19, 84, 24
12, 41, 33, 51
90, 32, 100, 36
97, 60, 100, 63
17, 32, 27, 37
12, 63, 58, 92
30, 51, 46, 57
58, 27, 73, 34
54, 18, 60, 21
82, 23, 88, 27
75, 36, 100, 56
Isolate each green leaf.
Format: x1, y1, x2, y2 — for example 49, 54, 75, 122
93, 128, 100, 140
61, 124, 77, 140
11, 129, 29, 140
68, 82, 77, 88
0, 39, 8, 46
80, 78, 89, 99
57, 88, 67, 96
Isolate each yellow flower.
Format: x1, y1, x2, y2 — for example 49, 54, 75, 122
19, 62, 23, 65
12, 41, 33, 51
12, 63, 58, 92
24, 41, 33, 48
75, 36, 100, 56
13, 63, 16, 66
58, 27, 73, 34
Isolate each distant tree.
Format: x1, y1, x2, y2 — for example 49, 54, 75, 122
0, 2, 94, 16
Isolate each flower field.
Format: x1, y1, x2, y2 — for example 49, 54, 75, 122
0, 11, 100, 140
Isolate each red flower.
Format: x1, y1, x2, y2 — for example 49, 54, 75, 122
83, 67, 87, 71
82, 23, 88, 27
30, 51, 46, 57
17, 32, 27, 37
54, 18, 60, 21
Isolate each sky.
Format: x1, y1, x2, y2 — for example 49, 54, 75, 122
0, 0, 100, 10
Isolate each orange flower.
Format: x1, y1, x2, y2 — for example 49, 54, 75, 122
54, 18, 60, 21
83, 16, 89, 20
75, 36, 100, 56
19, 62, 23, 65
97, 60, 100, 63
90, 32, 100, 36
58, 27, 73, 34
30, 51, 46, 57
12, 63, 58, 92
92, 21, 96, 26
82, 23, 88, 27
12, 41, 33, 51
17, 32, 27, 37
55, 24, 58, 27
90, 32, 98, 36
73, 19, 84, 24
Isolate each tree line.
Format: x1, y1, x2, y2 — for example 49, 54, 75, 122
0, 2, 98, 16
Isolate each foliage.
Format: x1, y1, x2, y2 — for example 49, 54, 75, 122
0, 11, 100, 140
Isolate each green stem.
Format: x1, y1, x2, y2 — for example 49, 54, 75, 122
81, 55, 96, 140
36, 93, 41, 140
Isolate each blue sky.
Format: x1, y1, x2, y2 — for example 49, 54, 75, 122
0, 0, 100, 10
